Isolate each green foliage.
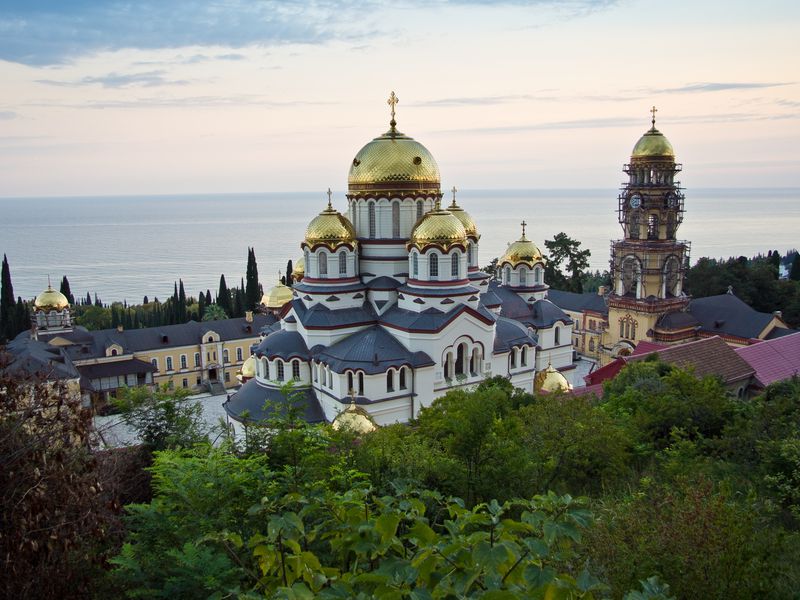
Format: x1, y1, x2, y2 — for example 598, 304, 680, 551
202, 302, 228, 321
75, 304, 113, 330
544, 232, 592, 293
113, 385, 209, 451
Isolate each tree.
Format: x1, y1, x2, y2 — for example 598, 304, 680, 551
0, 254, 22, 342
178, 279, 187, 322
59, 275, 75, 304
544, 232, 591, 293
197, 289, 206, 320
217, 274, 231, 316
245, 247, 261, 311
201, 303, 228, 321
790, 254, 800, 281
286, 258, 293, 286
75, 305, 112, 330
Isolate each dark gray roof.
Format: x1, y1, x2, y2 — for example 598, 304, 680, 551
480, 290, 502, 308
381, 303, 496, 333
366, 276, 403, 290
292, 281, 366, 294
78, 358, 156, 379
4, 335, 81, 382
547, 289, 609, 316
493, 317, 538, 354
688, 293, 775, 340
766, 327, 798, 340
656, 310, 699, 330
398, 283, 480, 297
468, 271, 491, 281
313, 325, 434, 374
223, 381, 325, 423
292, 299, 377, 329
490, 282, 571, 329
255, 329, 309, 360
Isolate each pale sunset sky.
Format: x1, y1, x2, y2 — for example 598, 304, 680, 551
1, 0, 798, 197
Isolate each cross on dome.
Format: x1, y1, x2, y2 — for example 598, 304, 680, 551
650, 105, 658, 127
326, 187, 333, 209
521, 220, 528, 238
451, 186, 458, 206
387, 91, 399, 129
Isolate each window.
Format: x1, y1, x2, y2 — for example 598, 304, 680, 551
619, 320, 625, 337
429, 254, 438, 278
399, 367, 406, 390
455, 343, 465, 376
166, 356, 173, 371
554, 327, 561, 345
648, 214, 658, 239
467, 243, 473, 264
444, 352, 452, 379
151, 358, 158, 371
313, 363, 318, 382
521, 346, 527, 366
412, 253, 419, 277
110, 348, 118, 356
182, 378, 188, 388
319, 252, 327, 277
194, 352, 200, 367
589, 338, 595, 351
451, 253, 459, 278
224, 372, 230, 382
327, 368, 332, 388
223, 349, 229, 363
358, 372, 364, 394
392, 201, 400, 237
196, 376, 201, 385
416, 200, 423, 220
387, 370, 395, 392
236, 347, 243, 362
339, 251, 347, 275
292, 360, 300, 380
276, 361, 284, 381
180, 354, 187, 369
347, 371, 353, 392
535, 267, 542, 284
510, 349, 516, 369
519, 267, 527, 286
207, 336, 213, 343
368, 201, 376, 239
263, 358, 269, 379
504, 266, 511, 285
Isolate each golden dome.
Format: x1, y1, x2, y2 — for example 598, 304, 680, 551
534, 364, 573, 393
446, 190, 479, 240
500, 224, 544, 267
240, 355, 256, 378
332, 400, 378, 434
261, 280, 293, 310
632, 110, 674, 158
304, 199, 357, 249
34, 285, 69, 312
409, 200, 467, 250
291, 256, 305, 280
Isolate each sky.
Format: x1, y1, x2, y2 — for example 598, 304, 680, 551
1, 0, 799, 197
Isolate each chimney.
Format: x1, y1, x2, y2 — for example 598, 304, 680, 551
597, 286, 607, 296
774, 310, 783, 319
117, 324, 123, 332
245, 310, 253, 323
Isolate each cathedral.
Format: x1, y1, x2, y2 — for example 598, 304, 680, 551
224, 94, 575, 426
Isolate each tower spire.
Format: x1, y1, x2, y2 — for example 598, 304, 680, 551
387, 91, 399, 131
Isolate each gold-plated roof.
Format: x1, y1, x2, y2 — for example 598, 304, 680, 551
291, 256, 305, 280
447, 187, 479, 240
332, 400, 378, 434
534, 364, 573, 393
409, 199, 467, 250
261, 280, 293, 310
240, 355, 256, 378
500, 223, 544, 267
304, 200, 357, 249
34, 286, 69, 311
632, 126, 674, 158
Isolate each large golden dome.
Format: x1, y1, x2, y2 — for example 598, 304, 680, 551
332, 400, 378, 434
534, 363, 573, 393
446, 190, 479, 240
500, 225, 544, 267
409, 200, 467, 250
34, 285, 69, 312
304, 200, 357, 249
261, 280, 293, 310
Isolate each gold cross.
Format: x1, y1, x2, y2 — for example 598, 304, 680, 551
387, 91, 399, 125
650, 105, 658, 126
451, 185, 457, 206
521, 220, 527, 238
326, 187, 333, 209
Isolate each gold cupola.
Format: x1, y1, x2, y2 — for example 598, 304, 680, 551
303, 191, 357, 250
291, 256, 305, 281
237, 355, 256, 383
332, 398, 378, 434
534, 363, 573, 393
446, 186, 479, 240
499, 222, 545, 267
348, 92, 441, 196
631, 107, 675, 159
409, 198, 467, 251
261, 276, 294, 310
34, 284, 69, 312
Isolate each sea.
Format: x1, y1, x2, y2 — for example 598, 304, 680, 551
1, 188, 798, 304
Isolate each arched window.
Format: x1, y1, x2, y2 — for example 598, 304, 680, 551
629, 211, 640, 239
368, 201, 376, 239
534, 267, 542, 284
455, 343, 466, 376
504, 266, 511, 285
222, 349, 229, 364
347, 371, 353, 393
358, 372, 364, 395
467, 242, 473, 264
416, 200, 423, 221
429, 254, 438, 279
451, 253, 459, 278
263, 358, 270, 379
292, 360, 300, 380
509, 349, 516, 369
236, 347, 243, 362
392, 201, 400, 237
444, 351, 452, 379
304, 250, 310, 270
399, 367, 406, 389
471, 347, 480, 376
194, 352, 201, 367
313, 362, 318, 382
648, 214, 658, 239
412, 253, 419, 277
521, 346, 527, 366
151, 358, 158, 371
166, 356, 173, 371
519, 267, 527, 286
339, 250, 347, 275
111, 348, 118, 356
327, 367, 332, 388
276, 361, 284, 381
319, 253, 327, 277
554, 327, 561, 345
387, 370, 394, 392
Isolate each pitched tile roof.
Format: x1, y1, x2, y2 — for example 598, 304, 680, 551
735, 331, 800, 387
687, 293, 775, 340
547, 289, 609, 316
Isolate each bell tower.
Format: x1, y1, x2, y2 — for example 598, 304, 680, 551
602, 108, 691, 362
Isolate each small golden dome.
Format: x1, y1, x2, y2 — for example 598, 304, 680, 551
534, 363, 573, 393
632, 110, 674, 158
409, 200, 467, 250
304, 199, 357, 249
240, 355, 256, 378
261, 280, 293, 310
332, 400, 378, 434
446, 189, 479, 240
34, 285, 69, 312
500, 223, 544, 267
291, 256, 305, 280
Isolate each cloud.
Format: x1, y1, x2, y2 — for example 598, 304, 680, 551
415, 92, 641, 107
0, 0, 617, 66
26, 95, 336, 110
650, 82, 794, 94
0, 111, 17, 120
36, 70, 190, 88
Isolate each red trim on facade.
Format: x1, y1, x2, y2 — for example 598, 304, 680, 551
299, 276, 361, 285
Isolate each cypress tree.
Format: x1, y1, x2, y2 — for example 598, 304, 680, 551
790, 254, 800, 281
205, 290, 212, 306
286, 259, 293, 287
94, 293, 102, 307
217, 275, 230, 316
59, 276, 74, 304
0, 254, 14, 342
85, 292, 92, 306
178, 279, 187, 322
245, 248, 260, 311
143, 295, 149, 305
198, 290, 206, 320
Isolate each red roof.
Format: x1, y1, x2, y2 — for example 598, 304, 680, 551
583, 359, 625, 385
631, 340, 668, 356
735, 331, 800, 387
571, 383, 605, 397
